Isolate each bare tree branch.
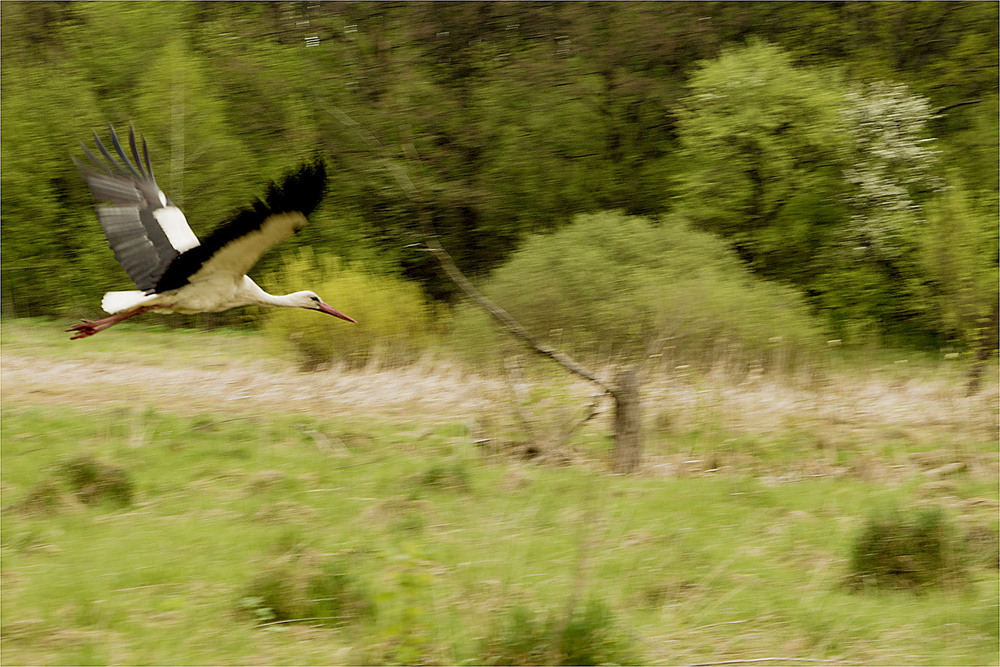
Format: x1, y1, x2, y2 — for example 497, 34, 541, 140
418, 222, 613, 394
253, 616, 346, 628
330, 106, 642, 471
933, 99, 982, 115
331, 111, 614, 394
388, 135, 613, 395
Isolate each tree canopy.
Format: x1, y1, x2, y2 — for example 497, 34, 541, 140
1, 2, 996, 348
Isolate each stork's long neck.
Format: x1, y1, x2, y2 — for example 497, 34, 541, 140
239, 277, 299, 308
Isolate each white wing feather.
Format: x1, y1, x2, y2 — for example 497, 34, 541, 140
152, 206, 200, 253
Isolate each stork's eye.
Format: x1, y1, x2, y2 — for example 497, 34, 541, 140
310, 296, 320, 303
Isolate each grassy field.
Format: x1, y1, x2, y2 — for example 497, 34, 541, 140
1, 318, 997, 665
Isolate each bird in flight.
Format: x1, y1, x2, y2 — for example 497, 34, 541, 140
68, 125, 355, 340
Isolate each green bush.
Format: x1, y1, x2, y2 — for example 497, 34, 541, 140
480, 599, 638, 666
451, 211, 823, 370
917, 177, 999, 346
57, 455, 134, 508
848, 505, 966, 591
412, 458, 473, 493
263, 248, 442, 370
15, 480, 67, 516
240, 552, 375, 627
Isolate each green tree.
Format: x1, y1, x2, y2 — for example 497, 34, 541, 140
821, 81, 943, 339
675, 41, 849, 287
0, 59, 109, 316
131, 37, 257, 235
451, 211, 822, 369
918, 177, 999, 347
1, 1, 996, 341
674, 41, 957, 342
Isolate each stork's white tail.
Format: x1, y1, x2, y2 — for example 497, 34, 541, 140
102, 291, 154, 314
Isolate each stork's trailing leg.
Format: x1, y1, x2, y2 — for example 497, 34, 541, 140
67, 306, 157, 340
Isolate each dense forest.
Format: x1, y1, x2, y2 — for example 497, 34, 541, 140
2, 2, 997, 351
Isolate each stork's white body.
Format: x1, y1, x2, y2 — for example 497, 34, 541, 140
69, 126, 354, 339
99, 209, 312, 315
103, 276, 276, 315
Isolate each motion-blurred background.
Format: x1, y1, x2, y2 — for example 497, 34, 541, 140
2, 2, 997, 369
1, 5, 998, 665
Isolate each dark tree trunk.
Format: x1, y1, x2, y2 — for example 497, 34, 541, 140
967, 300, 999, 396
612, 366, 642, 474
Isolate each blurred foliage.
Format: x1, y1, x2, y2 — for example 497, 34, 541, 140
1, 2, 996, 351
675, 40, 850, 283
262, 248, 441, 370
848, 505, 966, 591
675, 41, 966, 341
56, 455, 134, 508
917, 177, 1000, 348
480, 599, 638, 666
14, 479, 68, 517
451, 211, 822, 370
240, 551, 375, 627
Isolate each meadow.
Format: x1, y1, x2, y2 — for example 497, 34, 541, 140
1, 318, 997, 665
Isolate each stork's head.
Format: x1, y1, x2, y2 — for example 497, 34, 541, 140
293, 291, 356, 323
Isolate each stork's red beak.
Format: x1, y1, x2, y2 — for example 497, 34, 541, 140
318, 302, 356, 323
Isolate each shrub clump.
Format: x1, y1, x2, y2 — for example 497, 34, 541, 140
451, 211, 823, 371
963, 522, 1000, 570
848, 505, 966, 591
13, 480, 67, 516
414, 460, 472, 493
240, 552, 374, 627
480, 599, 638, 666
57, 455, 134, 507
263, 248, 441, 371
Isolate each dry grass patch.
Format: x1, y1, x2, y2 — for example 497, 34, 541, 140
1, 352, 502, 420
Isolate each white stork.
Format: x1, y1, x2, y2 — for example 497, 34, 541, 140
68, 125, 355, 340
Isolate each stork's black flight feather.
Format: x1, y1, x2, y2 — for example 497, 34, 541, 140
74, 125, 187, 291
77, 126, 327, 295
153, 160, 327, 292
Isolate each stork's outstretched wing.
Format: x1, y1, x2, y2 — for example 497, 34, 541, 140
74, 125, 199, 292
154, 161, 327, 291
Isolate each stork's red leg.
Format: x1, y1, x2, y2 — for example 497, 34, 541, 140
67, 306, 156, 340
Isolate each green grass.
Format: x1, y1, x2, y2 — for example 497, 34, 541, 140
1, 320, 997, 665
1, 316, 274, 368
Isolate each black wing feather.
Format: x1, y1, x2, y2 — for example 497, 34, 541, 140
92, 130, 131, 177
154, 160, 327, 292
142, 136, 155, 181
75, 126, 195, 292
127, 125, 149, 180
109, 125, 144, 181
80, 143, 113, 174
